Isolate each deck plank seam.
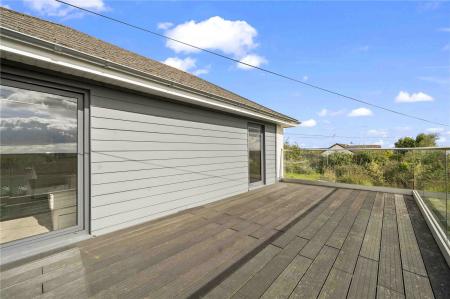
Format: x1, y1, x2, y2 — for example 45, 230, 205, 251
332, 191, 376, 275
324, 191, 367, 250
394, 195, 409, 297
344, 192, 381, 299
319, 192, 376, 298
373, 192, 386, 299
188, 188, 338, 298
300, 245, 340, 299
296, 189, 356, 241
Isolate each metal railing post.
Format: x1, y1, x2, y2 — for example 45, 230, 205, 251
445, 149, 449, 237
413, 149, 416, 190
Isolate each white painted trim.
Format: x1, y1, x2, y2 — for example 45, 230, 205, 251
412, 190, 450, 267
0, 29, 298, 127
0, 231, 91, 265
276, 125, 284, 180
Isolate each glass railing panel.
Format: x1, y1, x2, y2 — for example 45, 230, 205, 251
414, 149, 449, 238
283, 146, 449, 244
284, 149, 330, 182
284, 148, 416, 189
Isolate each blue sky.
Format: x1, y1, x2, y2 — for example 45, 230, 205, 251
2, 0, 449, 147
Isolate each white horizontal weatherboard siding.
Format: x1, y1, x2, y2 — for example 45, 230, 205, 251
89, 90, 257, 235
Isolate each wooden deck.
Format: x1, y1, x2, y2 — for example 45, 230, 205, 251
1, 183, 449, 298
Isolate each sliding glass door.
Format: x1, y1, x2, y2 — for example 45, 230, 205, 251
248, 123, 264, 187
0, 80, 84, 246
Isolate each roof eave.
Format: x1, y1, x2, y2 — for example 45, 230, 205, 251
0, 27, 299, 127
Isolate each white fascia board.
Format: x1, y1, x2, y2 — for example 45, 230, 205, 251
0, 30, 298, 127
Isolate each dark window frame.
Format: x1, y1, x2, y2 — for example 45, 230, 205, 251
0, 73, 90, 249
247, 122, 265, 189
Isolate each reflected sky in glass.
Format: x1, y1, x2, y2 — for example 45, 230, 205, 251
0, 85, 77, 153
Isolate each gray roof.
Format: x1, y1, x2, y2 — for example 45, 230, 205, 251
330, 143, 382, 149
0, 7, 298, 124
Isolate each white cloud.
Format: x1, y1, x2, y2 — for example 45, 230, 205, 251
157, 22, 173, 30
302, 75, 309, 81
193, 67, 210, 76
443, 43, 450, 51
23, 0, 105, 17
318, 108, 345, 117
426, 127, 444, 133
395, 91, 433, 103
418, 76, 450, 85
237, 54, 267, 70
368, 129, 388, 137
318, 109, 327, 117
348, 108, 373, 117
355, 45, 370, 52
1, 3, 11, 9
437, 136, 447, 145
165, 16, 258, 57
395, 126, 411, 132
162, 57, 196, 72
162, 57, 209, 76
299, 119, 317, 128
373, 139, 385, 146
438, 27, 450, 32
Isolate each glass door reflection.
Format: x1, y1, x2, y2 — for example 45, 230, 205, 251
0, 84, 81, 245
248, 124, 264, 186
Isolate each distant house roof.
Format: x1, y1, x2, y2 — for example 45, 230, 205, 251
0, 7, 298, 125
328, 143, 382, 149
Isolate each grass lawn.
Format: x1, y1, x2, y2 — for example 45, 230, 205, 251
285, 172, 321, 181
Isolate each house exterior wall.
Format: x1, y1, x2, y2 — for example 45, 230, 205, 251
1, 63, 279, 237
89, 85, 277, 235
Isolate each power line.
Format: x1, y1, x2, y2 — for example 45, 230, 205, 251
284, 132, 401, 139
56, 0, 449, 127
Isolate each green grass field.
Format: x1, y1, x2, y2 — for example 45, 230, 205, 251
285, 172, 322, 181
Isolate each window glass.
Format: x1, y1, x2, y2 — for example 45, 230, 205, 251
0, 85, 79, 244
248, 125, 263, 184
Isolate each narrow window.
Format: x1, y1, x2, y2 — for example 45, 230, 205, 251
248, 123, 264, 187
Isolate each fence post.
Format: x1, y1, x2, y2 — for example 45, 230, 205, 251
445, 149, 448, 237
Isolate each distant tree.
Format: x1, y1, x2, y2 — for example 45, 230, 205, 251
394, 133, 438, 148
395, 137, 416, 148
415, 133, 437, 147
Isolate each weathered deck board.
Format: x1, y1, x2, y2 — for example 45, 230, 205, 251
347, 256, 378, 299
377, 193, 404, 295
377, 285, 405, 299
333, 192, 375, 273
298, 189, 353, 240
1, 183, 448, 299
326, 190, 367, 249
402, 270, 435, 299
317, 268, 352, 299
299, 191, 358, 259
271, 190, 338, 248
260, 255, 312, 299
360, 192, 385, 261
233, 237, 308, 298
204, 244, 281, 298
395, 194, 427, 276
289, 245, 339, 298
